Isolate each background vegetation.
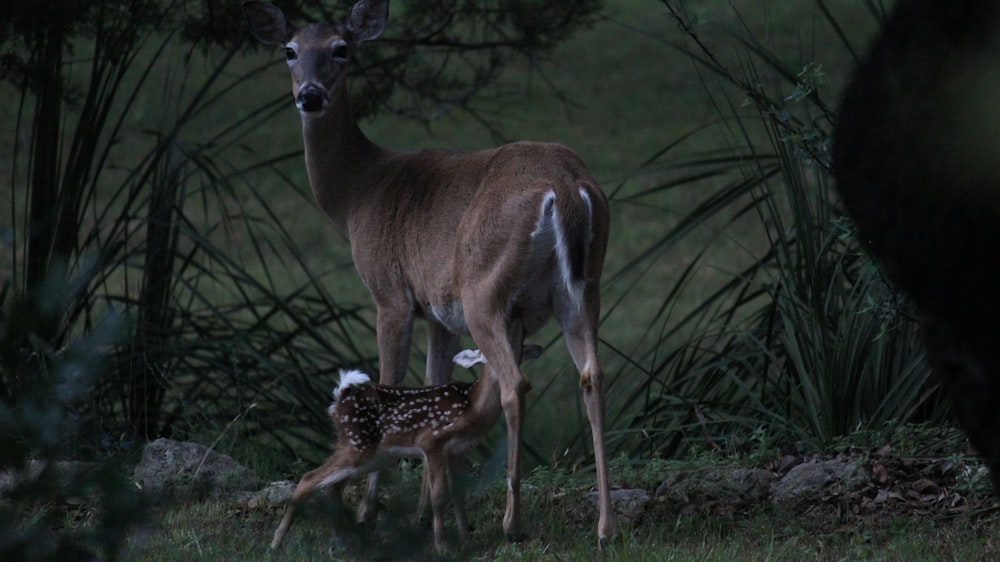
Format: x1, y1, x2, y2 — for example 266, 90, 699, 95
0, 0, 974, 558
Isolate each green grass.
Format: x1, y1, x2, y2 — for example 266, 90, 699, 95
112, 426, 998, 561
115, 448, 1000, 562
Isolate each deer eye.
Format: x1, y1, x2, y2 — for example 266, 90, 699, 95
284, 47, 297, 61
332, 43, 349, 61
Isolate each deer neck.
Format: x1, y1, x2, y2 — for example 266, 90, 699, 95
300, 80, 388, 231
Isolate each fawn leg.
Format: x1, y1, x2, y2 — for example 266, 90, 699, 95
425, 450, 452, 553
448, 454, 471, 542
272, 459, 348, 549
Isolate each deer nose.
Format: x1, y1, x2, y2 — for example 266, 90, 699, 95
296, 85, 327, 113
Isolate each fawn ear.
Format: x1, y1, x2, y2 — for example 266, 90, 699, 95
453, 349, 485, 368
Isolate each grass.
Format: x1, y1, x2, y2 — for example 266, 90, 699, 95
110, 425, 1000, 561
114, 438, 1000, 561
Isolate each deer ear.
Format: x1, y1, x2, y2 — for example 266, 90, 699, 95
242, 1, 292, 46
348, 0, 389, 43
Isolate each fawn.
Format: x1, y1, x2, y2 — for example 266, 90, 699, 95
271, 345, 542, 552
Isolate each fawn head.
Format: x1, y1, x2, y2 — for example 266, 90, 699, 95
242, 0, 388, 115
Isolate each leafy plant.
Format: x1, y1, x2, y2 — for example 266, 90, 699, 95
0, 291, 141, 561
572, 0, 944, 461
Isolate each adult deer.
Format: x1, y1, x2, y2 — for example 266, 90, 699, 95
242, 0, 615, 545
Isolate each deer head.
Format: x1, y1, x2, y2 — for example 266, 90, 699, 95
242, 0, 388, 114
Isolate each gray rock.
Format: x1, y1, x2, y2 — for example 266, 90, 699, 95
244, 480, 296, 508
0, 460, 95, 498
655, 466, 776, 508
132, 438, 259, 500
580, 488, 651, 525
613, 488, 651, 523
770, 459, 868, 504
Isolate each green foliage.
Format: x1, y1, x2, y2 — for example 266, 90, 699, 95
0, 294, 142, 560
592, 1, 944, 460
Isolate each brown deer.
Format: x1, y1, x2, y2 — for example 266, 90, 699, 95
242, 0, 615, 545
271, 346, 540, 552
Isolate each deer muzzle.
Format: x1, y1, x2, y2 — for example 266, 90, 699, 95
296, 84, 328, 113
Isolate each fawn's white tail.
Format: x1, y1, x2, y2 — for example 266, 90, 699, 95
333, 369, 371, 401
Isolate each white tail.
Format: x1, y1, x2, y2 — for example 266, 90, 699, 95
244, 0, 615, 545
332, 369, 370, 403
270, 347, 539, 552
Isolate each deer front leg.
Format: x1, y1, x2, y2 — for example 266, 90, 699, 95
358, 304, 415, 524
426, 320, 460, 386
375, 304, 414, 385
467, 312, 530, 542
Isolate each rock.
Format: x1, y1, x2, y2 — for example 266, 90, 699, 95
0, 460, 96, 498
770, 459, 868, 504
655, 466, 776, 510
566, 488, 651, 526
597, 488, 651, 524
244, 480, 296, 509
132, 438, 259, 501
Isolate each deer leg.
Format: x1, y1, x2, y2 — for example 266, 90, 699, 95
426, 320, 460, 386
467, 311, 529, 542
559, 303, 616, 546
271, 458, 349, 549
448, 454, 471, 542
425, 450, 451, 553
418, 321, 461, 524
416, 458, 432, 527
359, 304, 414, 524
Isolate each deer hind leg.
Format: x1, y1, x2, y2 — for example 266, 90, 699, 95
558, 300, 616, 546
271, 458, 350, 549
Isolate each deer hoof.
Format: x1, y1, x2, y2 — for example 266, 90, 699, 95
505, 530, 527, 543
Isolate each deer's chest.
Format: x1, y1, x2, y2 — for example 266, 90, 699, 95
427, 301, 468, 334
